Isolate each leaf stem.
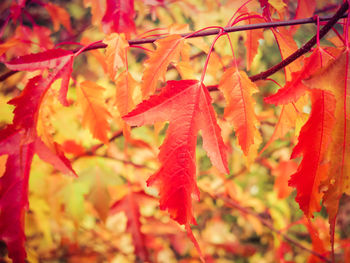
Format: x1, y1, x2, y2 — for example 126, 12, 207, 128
250, 1, 349, 81
0, 7, 348, 82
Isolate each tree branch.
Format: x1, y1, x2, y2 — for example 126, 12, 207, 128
218, 194, 331, 263
0, 9, 347, 82
250, 1, 349, 82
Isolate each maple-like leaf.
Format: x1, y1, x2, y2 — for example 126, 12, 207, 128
303, 51, 350, 251
76, 81, 111, 144
141, 35, 184, 98
123, 80, 228, 258
289, 89, 336, 218
102, 0, 136, 35
8, 56, 74, 138
103, 33, 129, 80
265, 48, 328, 105
110, 190, 149, 261
218, 68, 260, 156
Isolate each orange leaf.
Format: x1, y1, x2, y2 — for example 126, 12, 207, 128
83, 0, 106, 26
114, 71, 137, 116
141, 35, 184, 98
245, 14, 265, 70
272, 27, 302, 80
76, 81, 111, 143
272, 160, 298, 199
45, 2, 72, 33
103, 33, 129, 80
218, 68, 260, 156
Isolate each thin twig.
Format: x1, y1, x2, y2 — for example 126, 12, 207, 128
218, 194, 331, 263
0, 11, 347, 82
71, 130, 123, 162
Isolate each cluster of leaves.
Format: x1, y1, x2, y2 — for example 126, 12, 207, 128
0, 0, 350, 262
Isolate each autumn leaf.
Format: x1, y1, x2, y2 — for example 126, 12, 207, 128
245, 14, 265, 71
291, 0, 316, 33
123, 80, 228, 259
6, 49, 74, 106
304, 51, 350, 251
5, 49, 73, 72
0, 126, 34, 263
76, 81, 111, 144
141, 35, 184, 98
103, 33, 129, 80
102, 0, 136, 35
35, 138, 77, 177
83, 0, 106, 26
218, 68, 260, 157
272, 160, 298, 199
45, 2, 72, 33
110, 190, 149, 261
289, 89, 336, 218
272, 27, 302, 80
265, 48, 329, 105
0, 37, 21, 56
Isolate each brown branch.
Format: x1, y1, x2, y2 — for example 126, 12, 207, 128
0, 11, 347, 82
70, 130, 123, 162
250, 1, 349, 82
218, 194, 332, 263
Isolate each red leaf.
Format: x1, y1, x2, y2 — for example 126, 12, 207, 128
289, 89, 336, 218
35, 138, 77, 177
291, 0, 316, 34
102, 0, 136, 35
265, 48, 331, 105
110, 190, 149, 261
8, 76, 45, 137
0, 126, 35, 263
304, 51, 350, 253
5, 48, 73, 71
124, 80, 228, 259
